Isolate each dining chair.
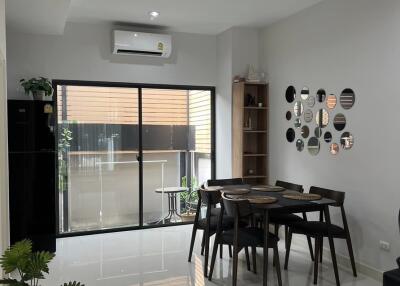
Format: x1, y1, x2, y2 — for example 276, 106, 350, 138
208, 192, 282, 286
397, 209, 400, 268
188, 187, 238, 277
206, 177, 245, 258
284, 186, 357, 285
207, 178, 244, 217
269, 180, 315, 261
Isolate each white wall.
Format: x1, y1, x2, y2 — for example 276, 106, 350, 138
0, 0, 8, 270
216, 28, 233, 179
216, 27, 260, 178
6, 22, 217, 99
260, 0, 400, 273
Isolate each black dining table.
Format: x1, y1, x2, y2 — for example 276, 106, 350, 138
221, 185, 339, 286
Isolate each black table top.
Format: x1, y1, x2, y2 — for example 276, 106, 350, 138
221, 184, 336, 213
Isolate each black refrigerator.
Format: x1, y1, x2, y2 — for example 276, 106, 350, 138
8, 100, 56, 252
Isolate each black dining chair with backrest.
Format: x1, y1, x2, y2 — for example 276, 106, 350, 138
383, 209, 400, 286
188, 187, 222, 276
188, 185, 246, 277
270, 180, 315, 261
397, 209, 400, 268
206, 178, 245, 256
207, 178, 245, 217
208, 193, 282, 286
284, 186, 357, 285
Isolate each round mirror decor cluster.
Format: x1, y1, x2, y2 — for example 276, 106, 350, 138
285, 86, 355, 155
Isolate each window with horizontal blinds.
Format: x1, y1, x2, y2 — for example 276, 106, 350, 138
57, 86, 188, 126
189, 90, 211, 153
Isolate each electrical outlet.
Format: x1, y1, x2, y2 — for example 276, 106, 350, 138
379, 240, 390, 251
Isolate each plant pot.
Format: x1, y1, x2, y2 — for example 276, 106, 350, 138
32, 90, 53, 101
33, 90, 45, 100
181, 212, 196, 222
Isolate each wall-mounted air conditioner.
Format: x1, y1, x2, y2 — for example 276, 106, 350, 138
113, 30, 172, 58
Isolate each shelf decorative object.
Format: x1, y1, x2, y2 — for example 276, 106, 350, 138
232, 81, 268, 185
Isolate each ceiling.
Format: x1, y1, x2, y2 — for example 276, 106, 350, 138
6, 0, 323, 35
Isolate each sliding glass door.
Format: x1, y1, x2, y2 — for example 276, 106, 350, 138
56, 81, 214, 234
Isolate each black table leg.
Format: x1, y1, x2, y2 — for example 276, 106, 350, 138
263, 209, 269, 286
324, 205, 340, 286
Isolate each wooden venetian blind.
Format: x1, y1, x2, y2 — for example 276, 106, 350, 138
57, 86, 188, 125
189, 90, 211, 153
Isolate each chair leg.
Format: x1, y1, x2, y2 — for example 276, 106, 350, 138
273, 224, 279, 267
274, 246, 283, 286
307, 235, 315, 261
245, 247, 251, 271
252, 246, 257, 274
201, 231, 205, 255
320, 238, 323, 263
313, 237, 321, 285
284, 228, 293, 270
232, 243, 239, 286
327, 236, 340, 286
188, 225, 197, 262
208, 236, 220, 281
345, 235, 357, 277
284, 226, 289, 249
203, 230, 210, 277
229, 245, 232, 258
220, 243, 223, 259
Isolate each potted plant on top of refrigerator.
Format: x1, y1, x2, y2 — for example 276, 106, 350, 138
20, 77, 53, 101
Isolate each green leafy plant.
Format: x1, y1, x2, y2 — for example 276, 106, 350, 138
0, 239, 54, 286
62, 282, 84, 286
58, 127, 73, 153
0, 240, 84, 286
19, 77, 53, 97
180, 176, 199, 212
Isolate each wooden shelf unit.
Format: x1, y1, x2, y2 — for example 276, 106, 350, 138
232, 82, 268, 185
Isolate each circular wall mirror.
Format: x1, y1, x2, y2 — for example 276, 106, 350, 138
330, 143, 339, 155
293, 101, 304, 116
308, 137, 320, 156
324, 131, 332, 143
314, 127, 322, 138
286, 86, 296, 103
326, 94, 337, 109
294, 118, 301, 128
301, 125, 309, 138
301, 86, 310, 100
307, 96, 315, 107
315, 109, 329, 128
333, 113, 346, 131
286, 111, 292, 121
296, 139, 304, 152
340, 132, 354, 150
316, 89, 326, 103
304, 109, 313, 123
340, 88, 355, 109
286, 128, 295, 143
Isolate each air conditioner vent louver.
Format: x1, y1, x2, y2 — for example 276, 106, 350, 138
116, 49, 163, 56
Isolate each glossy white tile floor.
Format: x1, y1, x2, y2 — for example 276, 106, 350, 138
44, 225, 379, 286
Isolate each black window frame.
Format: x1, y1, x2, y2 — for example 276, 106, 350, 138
53, 79, 216, 238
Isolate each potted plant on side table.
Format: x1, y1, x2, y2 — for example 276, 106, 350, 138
20, 77, 53, 101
